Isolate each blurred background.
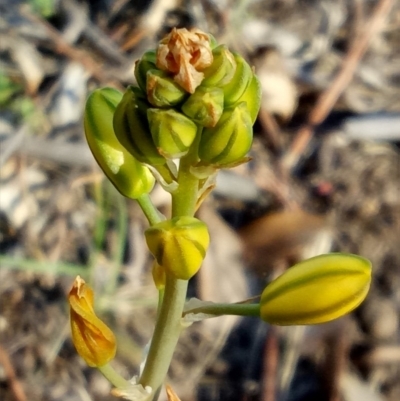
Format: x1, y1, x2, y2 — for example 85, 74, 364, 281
1, 0, 400, 400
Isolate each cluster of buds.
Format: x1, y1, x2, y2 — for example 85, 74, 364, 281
83, 28, 261, 284
112, 28, 261, 175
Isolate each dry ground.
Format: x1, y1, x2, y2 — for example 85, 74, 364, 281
1, 1, 400, 400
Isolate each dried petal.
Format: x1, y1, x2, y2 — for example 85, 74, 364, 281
156, 28, 213, 93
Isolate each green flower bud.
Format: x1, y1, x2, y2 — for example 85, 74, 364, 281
113, 86, 166, 166
134, 50, 157, 92
221, 53, 253, 106
260, 253, 372, 326
145, 217, 210, 280
84, 88, 155, 199
202, 45, 236, 88
147, 108, 198, 158
146, 69, 188, 108
198, 102, 253, 165
234, 73, 261, 124
181, 86, 224, 127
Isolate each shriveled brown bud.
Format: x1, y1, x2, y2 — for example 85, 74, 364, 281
156, 28, 213, 94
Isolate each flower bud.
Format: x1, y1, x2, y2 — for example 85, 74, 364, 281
147, 108, 198, 158
181, 86, 224, 127
260, 253, 372, 326
113, 86, 166, 166
198, 102, 253, 165
134, 50, 157, 93
202, 45, 236, 88
146, 69, 187, 108
145, 217, 210, 280
84, 88, 155, 199
221, 53, 253, 106
69, 276, 117, 367
234, 73, 262, 124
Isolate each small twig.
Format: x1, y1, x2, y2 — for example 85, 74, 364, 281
0, 345, 27, 401
20, 6, 124, 88
0, 125, 27, 168
326, 322, 349, 401
282, 0, 394, 171
258, 107, 283, 153
261, 327, 279, 401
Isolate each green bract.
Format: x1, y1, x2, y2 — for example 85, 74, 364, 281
84, 88, 155, 199
147, 108, 198, 158
113, 86, 166, 166
260, 253, 372, 326
145, 216, 210, 280
198, 102, 253, 165
181, 86, 224, 127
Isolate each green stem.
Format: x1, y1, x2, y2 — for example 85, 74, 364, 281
98, 364, 131, 389
138, 129, 201, 399
171, 129, 201, 217
136, 193, 164, 226
183, 302, 260, 318
138, 274, 188, 393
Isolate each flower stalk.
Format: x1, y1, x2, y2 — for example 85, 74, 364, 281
73, 26, 372, 401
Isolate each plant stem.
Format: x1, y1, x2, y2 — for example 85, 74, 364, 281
136, 194, 164, 226
138, 275, 188, 393
98, 364, 131, 389
138, 129, 201, 399
183, 302, 261, 318
171, 129, 201, 217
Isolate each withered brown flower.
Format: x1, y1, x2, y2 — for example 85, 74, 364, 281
156, 28, 213, 93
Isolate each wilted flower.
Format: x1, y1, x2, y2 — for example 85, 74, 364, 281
68, 276, 117, 367
156, 28, 213, 93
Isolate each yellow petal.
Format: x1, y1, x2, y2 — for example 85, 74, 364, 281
68, 276, 117, 367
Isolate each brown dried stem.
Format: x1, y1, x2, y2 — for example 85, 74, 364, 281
282, 0, 394, 171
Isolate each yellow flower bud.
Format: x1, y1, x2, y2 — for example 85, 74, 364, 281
221, 52, 253, 106
68, 276, 117, 367
260, 253, 372, 326
84, 88, 155, 199
198, 102, 253, 166
146, 69, 187, 108
134, 50, 157, 92
147, 108, 198, 158
234, 74, 262, 124
113, 86, 166, 166
202, 45, 236, 88
181, 86, 224, 127
145, 217, 210, 280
